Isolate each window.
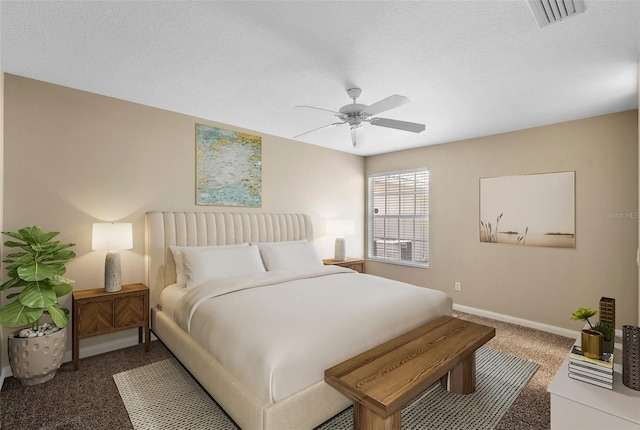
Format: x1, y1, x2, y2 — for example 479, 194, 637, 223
368, 168, 429, 267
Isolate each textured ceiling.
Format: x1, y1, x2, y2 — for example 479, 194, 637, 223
1, 1, 639, 156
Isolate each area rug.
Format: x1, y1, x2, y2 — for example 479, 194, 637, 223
114, 347, 539, 430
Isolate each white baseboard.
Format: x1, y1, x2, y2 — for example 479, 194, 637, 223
453, 303, 580, 339
1, 332, 158, 390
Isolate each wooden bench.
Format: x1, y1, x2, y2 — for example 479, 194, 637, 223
325, 315, 495, 430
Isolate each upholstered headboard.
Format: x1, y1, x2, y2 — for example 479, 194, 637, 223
144, 212, 313, 309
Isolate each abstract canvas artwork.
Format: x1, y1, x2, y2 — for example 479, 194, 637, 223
479, 171, 575, 248
196, 124, 262, 207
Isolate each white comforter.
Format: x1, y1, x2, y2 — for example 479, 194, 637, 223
174, 266, 452, 404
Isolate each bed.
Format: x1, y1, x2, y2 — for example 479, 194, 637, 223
145, 212, 452, 430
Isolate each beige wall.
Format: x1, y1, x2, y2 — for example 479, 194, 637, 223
2, 74, 365, 353
367, 111, 639, 331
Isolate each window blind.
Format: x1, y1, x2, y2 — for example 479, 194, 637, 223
368, 168, 429, 267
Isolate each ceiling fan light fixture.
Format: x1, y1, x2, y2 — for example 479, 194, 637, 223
350, 127, 365, 149
294, 87, 425, 149
339, 103, 368, 115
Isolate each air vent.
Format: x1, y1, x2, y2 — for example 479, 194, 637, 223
527, 0, 585, 28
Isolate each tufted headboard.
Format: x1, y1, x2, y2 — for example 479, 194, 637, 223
144, 212, 313, 310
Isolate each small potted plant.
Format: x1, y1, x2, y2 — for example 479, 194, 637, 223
0, 226, 75, 385
571, 307, 603, 359
592, 320, 614, 353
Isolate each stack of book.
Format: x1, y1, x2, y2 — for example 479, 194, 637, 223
568, 345, 614, 389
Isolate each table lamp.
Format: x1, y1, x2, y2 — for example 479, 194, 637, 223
326, 219, 355, 262
92, 223, 133, 292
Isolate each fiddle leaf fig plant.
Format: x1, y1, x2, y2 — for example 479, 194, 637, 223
0, 226, 75, 330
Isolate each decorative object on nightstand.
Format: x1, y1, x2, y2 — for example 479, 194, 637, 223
72, 283, 149, 370
598, 297, 615, 353
0, 226, 76, 386
599, 297, 615, 329
593, 320, 614, 354
622, 324, 640, 391
571, 307, 603, 359
92, 222, 133, 292
326, 219, 355, 262
567, 344, 614, 389
323, 257, 365, 273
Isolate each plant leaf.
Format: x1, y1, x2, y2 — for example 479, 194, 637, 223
0, 277, 22, 291
50, 250, 76, 261
0, 300, 43, 327
19, 282, 57, 308
3, 234, 27, 244
17, 261, 62, 282
50, 273, 74, 283
47, 304, 68, 328
52, 284, 73, 297
571, 307, 598, 321
17, 226, 57, 245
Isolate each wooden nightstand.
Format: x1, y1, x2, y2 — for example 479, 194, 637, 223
323, 257, 365, 273
72, 283, 150, 370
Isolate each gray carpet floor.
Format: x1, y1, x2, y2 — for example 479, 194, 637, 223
0, 312, 575, 430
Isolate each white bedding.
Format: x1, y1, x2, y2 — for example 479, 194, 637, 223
159, 283, 186, 320
172, 266, 452, 405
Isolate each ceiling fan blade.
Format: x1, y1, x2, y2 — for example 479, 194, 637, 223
369, 117, 425, 133
350, 127, 365, 148
362, 94, 409, 116
295, 105, 342, 115
293, 121, 345, 139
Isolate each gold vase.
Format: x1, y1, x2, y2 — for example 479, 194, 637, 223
581, 329, 603, 359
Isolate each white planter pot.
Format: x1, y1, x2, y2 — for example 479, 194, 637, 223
8, 326, 67, 386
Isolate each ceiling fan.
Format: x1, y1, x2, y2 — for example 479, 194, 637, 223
294, 88, 426, 148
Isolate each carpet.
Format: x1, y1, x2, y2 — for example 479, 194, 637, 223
113, 347, 539, 430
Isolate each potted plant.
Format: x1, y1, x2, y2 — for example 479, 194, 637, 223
592, 320, 614, 354
571, 307, 603, 359
0, 226, 75, 385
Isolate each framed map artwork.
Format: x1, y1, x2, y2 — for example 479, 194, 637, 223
196, 124, 262, 207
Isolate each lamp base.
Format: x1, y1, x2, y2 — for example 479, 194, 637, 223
104, 251, 122, 292
334, 237, 346, 261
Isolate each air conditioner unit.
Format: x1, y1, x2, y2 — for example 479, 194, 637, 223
374, 240, 413, 261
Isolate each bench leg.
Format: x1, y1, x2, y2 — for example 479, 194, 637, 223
354, 402, 401, 430
440, 351, 477, 394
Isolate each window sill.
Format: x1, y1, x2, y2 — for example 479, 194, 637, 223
366, 257, 429, 269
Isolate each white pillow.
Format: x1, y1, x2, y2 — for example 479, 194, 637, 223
181, 244, 266, 289
170, 243, 249, 287
257, 241, 323, 271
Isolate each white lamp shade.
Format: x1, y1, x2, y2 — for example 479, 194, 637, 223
92, 223, 133, 251
326, 219, 355, 237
